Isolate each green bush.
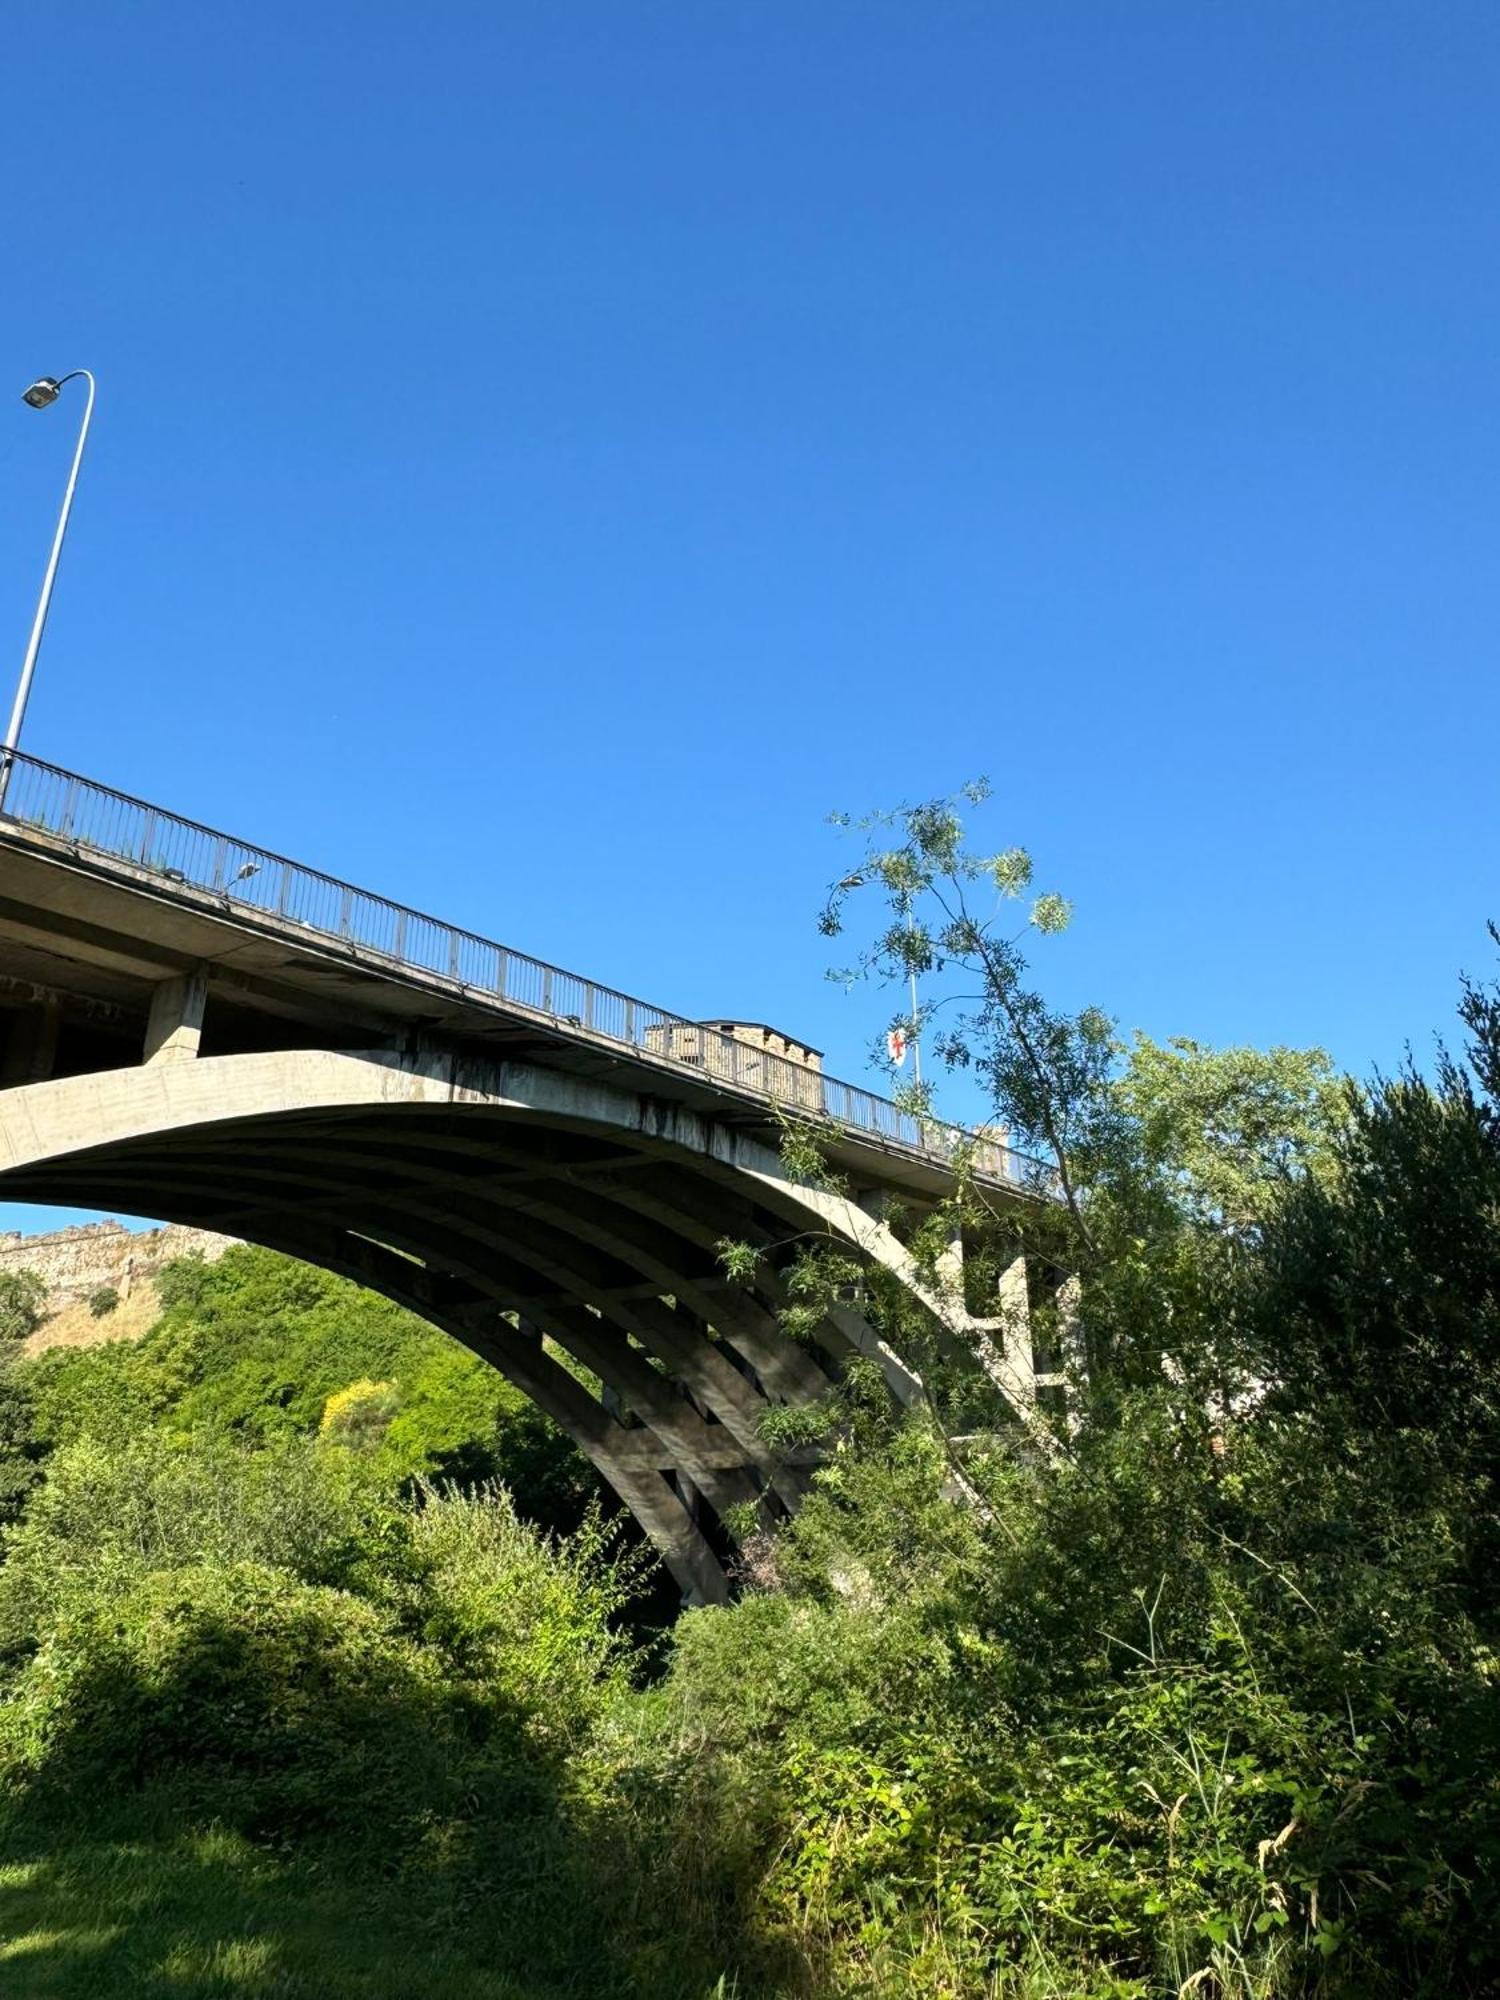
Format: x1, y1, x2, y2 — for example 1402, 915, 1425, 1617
0, 1433, 397, 1665
20, 1245, 599, 1530
393, 1483, 640, 1743
0, 1431, 680, 1995
321, 1375, 401, 1449
0, 1270, 46, 1344
86, 1285, 119, 1319
0, 1558, 468, 1840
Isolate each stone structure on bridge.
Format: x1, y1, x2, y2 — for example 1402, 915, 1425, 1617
644, 1018, 825, 1110
0, 753, 1066, 1602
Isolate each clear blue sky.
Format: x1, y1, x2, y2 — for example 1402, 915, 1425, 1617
4, 3, 1498, 1233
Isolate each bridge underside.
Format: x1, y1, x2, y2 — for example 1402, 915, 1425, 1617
0, 1048, 1048, 1603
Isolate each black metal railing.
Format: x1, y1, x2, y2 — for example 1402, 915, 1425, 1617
0, 750, 1038, 1186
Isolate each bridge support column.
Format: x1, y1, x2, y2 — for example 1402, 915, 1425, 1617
997, 1255, 1036, 1401
144, 970, 208, 1066
935, 1223, 965, 1301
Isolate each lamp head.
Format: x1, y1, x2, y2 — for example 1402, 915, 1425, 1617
22, 378, 61, 410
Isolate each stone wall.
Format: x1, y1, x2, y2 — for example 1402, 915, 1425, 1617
0, 1218, 236, 1314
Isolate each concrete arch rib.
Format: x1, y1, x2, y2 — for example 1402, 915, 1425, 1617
0, 1044, 965, 1335
0, 1155, 732, 1607
227, 1187, 780, 1526
201, 1144, 840, 1456
29, 1112, 923, 1437
11, 1142, 813, 1517
0, 1047, 1035, 1575
233, 1215, 735, 1609
2, 1048, 926, 1590
48, 1122, 838, 1412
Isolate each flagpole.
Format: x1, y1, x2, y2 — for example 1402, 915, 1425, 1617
909, 963, 922, 1085
906, 902, 922, 1087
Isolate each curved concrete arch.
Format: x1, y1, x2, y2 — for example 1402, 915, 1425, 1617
0, 1045, 1054, 1593
11, 1136, 818, 1515
3, 1046, 1019, 1596
227, 1132, 856, 1423
1, 1044, 849, 1243
0, 1044, 958, 1328
29, 1133, 825, 1493
46, 1150, 776, 1500
6, 1154, 736, 1605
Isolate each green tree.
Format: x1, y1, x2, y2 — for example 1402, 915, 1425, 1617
1115, 1031, 1346, 1231
816, 789, 1357, 1396
822, 781, 1119, 1255
1252, 1021, 1500, 1498
0, 1273, 48, 1526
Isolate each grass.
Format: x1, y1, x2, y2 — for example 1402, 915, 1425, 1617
0, 1819, 562, 2000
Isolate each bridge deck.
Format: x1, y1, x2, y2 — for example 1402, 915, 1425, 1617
0, 751, 1037, 1199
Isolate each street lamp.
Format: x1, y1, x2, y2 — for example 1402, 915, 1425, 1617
1, 370, 97, 804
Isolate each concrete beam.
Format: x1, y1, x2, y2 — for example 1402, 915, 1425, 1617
0, 973, 129, 1028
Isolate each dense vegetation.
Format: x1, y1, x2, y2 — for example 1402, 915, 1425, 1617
0, 805, 1497, 1997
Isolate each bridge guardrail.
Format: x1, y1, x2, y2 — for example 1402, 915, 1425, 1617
0, 750, 1039, 1188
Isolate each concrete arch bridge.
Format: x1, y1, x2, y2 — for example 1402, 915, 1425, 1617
0, 754, 1063, 1601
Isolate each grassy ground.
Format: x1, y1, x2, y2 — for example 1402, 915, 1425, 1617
0, 1822, 566, 2000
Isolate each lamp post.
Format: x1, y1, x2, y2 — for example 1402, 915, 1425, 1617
0, 370, 97, 806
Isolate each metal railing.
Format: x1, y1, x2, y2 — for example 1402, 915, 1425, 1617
0, 750, 1038, 1187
